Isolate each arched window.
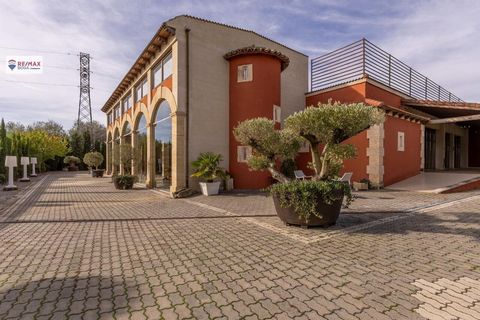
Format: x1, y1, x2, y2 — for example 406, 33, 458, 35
154, 100, 172, 189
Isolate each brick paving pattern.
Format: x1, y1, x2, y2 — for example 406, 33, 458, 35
0, 172, 479, 319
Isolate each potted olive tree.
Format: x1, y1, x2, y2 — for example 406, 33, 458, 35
64, 156, 81, 171
191, 152, 226, 196
234, 101, 384, 227
83, 152, 104, 177
112, 144, 136, 190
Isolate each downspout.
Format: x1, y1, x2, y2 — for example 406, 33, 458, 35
185, 27, 190, 188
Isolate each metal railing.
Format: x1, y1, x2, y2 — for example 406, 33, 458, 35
310, 38, 463, 102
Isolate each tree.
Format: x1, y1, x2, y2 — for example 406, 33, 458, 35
29, 120, 66, 137
234, 118, 301, 183
83, 152, 104, 170
0, 119, 7, 175
285, 101, 384, 179
113, 144, 136, 174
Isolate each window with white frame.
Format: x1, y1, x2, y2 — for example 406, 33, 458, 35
299, 140, 310, 153
273, 105, 281, 123
107, 112, 112, 125
135, 78, 148, 102
153, 52, 173, 88
122, 94, 132, 112
237, 146, 252, 163
397, 132, 405, 151
237, 64, 253, 82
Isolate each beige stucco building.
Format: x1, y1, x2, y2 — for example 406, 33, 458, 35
102, 15, 308, 194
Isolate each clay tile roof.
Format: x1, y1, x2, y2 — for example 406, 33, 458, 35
365, 98, 431, 122
402, 99, 480, 110
224, 45, 290, 71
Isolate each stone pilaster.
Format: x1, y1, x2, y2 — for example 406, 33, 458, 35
420, 124, 425, 170
366, 122, 385, 188
131, 131, 138, 176
105, 139, 111, 175
145, 123, 156, 188
170, 111, 186, 193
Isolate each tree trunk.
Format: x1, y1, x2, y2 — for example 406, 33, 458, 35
267, 167, 290, 183
319, 143, 329, 179
310, 142, 322, 179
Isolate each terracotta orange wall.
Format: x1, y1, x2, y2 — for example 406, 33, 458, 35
365, 82, 402, 108
306, 82, 366, 106
229, 54, 282, 189
295, 132, 368, 183
383, 116, 421, 186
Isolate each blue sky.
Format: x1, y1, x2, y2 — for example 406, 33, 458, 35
1, 0, 479, 129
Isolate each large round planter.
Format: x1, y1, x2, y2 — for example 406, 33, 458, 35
272, 189, 344, 227
67, 166, 79, 171
200, 181, 221, 196
91, 169, 104, 178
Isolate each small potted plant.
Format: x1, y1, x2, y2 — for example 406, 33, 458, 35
234, 101, 384, 227
83, 152, 105, 177
64, 156, 81, 171
112, 144, 137, 190
224, 171, 234, 191
191, 152, 226, 196
353, 178, 370, 191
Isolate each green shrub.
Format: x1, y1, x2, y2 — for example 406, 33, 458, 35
191, 152, 226, 183
268, 180, 352, 222
83, 151, 104, 170
0, 174, 6, 185
113, 175, 136, 190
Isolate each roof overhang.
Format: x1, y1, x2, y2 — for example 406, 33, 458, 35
101, 23, 176, 113
402, 99, 480, 127
365, 98, 431, 123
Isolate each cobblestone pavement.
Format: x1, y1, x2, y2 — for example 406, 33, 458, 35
0, 172, 479, 319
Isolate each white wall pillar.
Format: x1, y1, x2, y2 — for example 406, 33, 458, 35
366, 122, 385, 188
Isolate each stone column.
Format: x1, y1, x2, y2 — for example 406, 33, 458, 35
145, 123, 156, 188
119, 137, 124, 175
106, 139, 111, 175
131, 131, 138, 176
112, 140, 118, 176
170, 111, 187, 193
366, 122, 385, 188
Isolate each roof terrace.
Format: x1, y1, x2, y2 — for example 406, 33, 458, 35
310, 39, 462, 102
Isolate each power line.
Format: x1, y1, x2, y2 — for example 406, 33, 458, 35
0, 46, 78, 57
2, 79, 80, 87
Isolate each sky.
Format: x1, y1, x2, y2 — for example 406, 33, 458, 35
0, 0, 479, 130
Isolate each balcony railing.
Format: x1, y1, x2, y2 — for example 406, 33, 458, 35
310, 38, 463, 102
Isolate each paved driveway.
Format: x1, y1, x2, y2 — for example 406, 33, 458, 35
0, 173, 479, 319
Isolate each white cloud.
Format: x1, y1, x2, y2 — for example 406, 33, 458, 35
0, 0, 479, 132
378, 1, 480, 101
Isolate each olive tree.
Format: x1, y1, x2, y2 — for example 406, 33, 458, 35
234, 118, 301, 183
83, 152, 104, 170
285, 101, 385, 180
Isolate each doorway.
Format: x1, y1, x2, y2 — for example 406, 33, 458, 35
445, 133, 452, 169
424, 128, 436, 171
454, 135, 461, 169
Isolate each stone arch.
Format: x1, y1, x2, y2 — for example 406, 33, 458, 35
133, 102, 150, 129
121, 117, 133, 136
150, 86, 178, 122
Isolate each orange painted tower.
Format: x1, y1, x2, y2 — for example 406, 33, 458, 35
224, 46, 290, 189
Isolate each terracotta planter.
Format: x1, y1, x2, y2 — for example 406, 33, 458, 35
113, 175, 135, 190
272, 189, 344, 227
67, 166, 79, 171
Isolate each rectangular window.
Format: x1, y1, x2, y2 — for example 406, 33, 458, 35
162, 52, 172, 80
237, 146, 252, 163
237, 64, 253, 82
398, 132, 405, 151
273, 105, 281, 123
123, 94, 132, 111
153, 52, 173, 88
114, 105, 120, 119
107, 112, 112, 125
299, 140, 310, 153
135, 78, 148, 102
